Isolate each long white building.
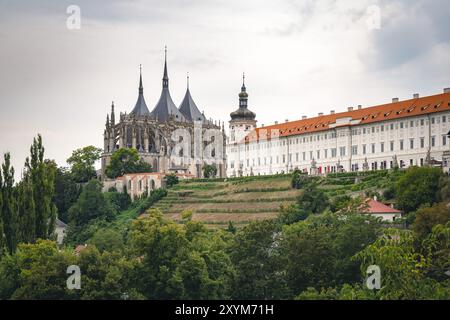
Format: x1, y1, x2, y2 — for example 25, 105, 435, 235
226, 83, 450, 177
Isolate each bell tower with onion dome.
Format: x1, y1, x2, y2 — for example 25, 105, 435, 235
229, 73, 257, 144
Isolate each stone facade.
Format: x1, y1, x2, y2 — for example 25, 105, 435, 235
101, 50, 227, 180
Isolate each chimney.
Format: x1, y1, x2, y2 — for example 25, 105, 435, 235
318, 112, 324, 116
413, 93, 420, 99
274, 121, 278, 125
330, 110, 335, 115
285, 119, 289, 123
302, 116, 307, 120
444, 88, 450, 94
358, 105, 362, 110
392, 98, 399, 103
261, 124, 265, 127
348, 107, 353, 112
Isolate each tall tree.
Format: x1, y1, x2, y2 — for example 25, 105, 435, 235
68, 179, 115, 226
16, 179, 36, 244
25, 135, 57, 239
53, 167, 81, 222
1, 153, 18, 254
67, 146, 102, 183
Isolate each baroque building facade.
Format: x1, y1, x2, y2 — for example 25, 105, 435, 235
227, 87, 450, 177
101, 49, 227, 180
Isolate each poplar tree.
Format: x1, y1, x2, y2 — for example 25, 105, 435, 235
1, 153, 18, 253
16, 179, 36, 243
25, 135, 57, 240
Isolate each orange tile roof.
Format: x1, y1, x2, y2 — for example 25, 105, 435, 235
364, 199, 402, 214
242, 92, 450, 143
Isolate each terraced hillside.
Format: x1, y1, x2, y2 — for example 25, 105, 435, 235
151, 175, 301, 228
149, 170, 401, 228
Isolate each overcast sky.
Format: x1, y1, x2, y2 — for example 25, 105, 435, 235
1, 0, 449, 178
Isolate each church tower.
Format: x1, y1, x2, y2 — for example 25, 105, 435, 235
229, 74, 257, 143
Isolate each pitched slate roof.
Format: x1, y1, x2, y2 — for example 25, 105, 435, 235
150, 49, 186, 122
151, 88, 186, 122
242, 91, 450, 143
130, 68, 151, 116
179, 87, 207, 122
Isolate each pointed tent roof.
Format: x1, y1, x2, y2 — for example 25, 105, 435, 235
150, 47, 186, 122
179, 74, 207, 122
130, 65, 151, 116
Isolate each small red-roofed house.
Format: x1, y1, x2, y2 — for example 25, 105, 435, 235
362, 198, 403, 222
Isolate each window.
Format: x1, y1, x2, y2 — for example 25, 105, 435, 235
420, 137, 425, 148
443, 136, 447, 146
302, 152, 306, 161
410, 159, 414, 166
381, 125, 384, 132
390, 123, 394, 130
283, 155, 286, 163
310, 151, 313, 160
230, 161, 235, 169
420, 119, 425, 126
339, 146, 346, 157
317, 150, 320, 160
324, 149, 328, 158
372, 127, 375, 133
443, 116, 447, 123
390, 141, 394, 152
352, 145, 358, 155
363, 128, 366, 134
431, 136, 436, 147
371, 143, 375, 154
431, 117, 435, 125
296, 153, 299, 161
331, 148, 337, 158
363, 144, 367, 155
400, 122, 404, 129
400, 140, 404, 151
381, 142, 385, 153
410, 120, 414, 128
410, 139, 414, 149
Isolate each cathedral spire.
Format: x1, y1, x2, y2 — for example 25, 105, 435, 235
106, 114, 110, 128
163, 46, 169, 88
187, 72, 190, 90
139, 64, 143, 94
110, 101, 115, 126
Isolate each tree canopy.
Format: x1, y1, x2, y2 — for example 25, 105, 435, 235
67, 146, 102, 183
105, 148, 152, 179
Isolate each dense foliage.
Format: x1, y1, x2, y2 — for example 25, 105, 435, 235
0, 148, 449, 300
105, 148, 152, 179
